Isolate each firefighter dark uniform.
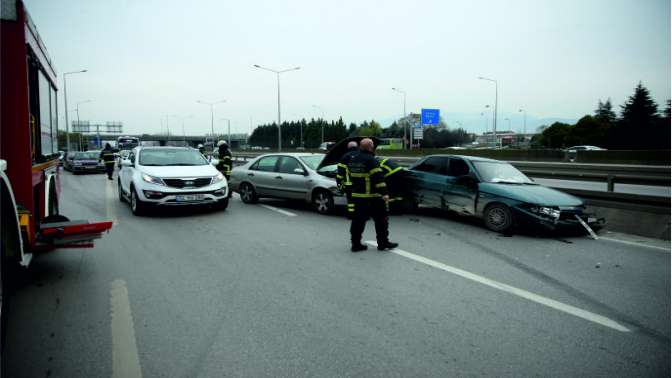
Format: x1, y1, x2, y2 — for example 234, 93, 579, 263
378, 157, 406, 212
336, 146, 359, 217
347, 149, 398, 252
216, 142, 233, 197
99, 144, 116, 180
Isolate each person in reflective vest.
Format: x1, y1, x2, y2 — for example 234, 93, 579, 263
216, 140, 233, 197
336, 141, 359, 217
346, 138, 398, 252
99, 143, 116, 180
377, 157, 407, 213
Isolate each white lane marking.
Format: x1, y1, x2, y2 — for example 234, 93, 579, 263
111, 279, 143, 378
365, 241, 630, 333
599, 237, 670, 253
260, 204, 297, 217
105, 179, 119, 225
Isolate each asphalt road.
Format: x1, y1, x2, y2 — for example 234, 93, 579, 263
6, 170, 670, 377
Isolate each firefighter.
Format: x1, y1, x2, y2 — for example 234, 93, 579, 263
197, 143, 206, 155
378, 156, 407, 213
347, 138, 398, 252
216, 140, 233, 197
99, 143, 116, 180
336, 141, 359, 217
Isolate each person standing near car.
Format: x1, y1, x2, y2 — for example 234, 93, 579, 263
336, 141, 359, 217
99, 143, 116, 180
347, 138, 398, 252
216, 140, 233, 197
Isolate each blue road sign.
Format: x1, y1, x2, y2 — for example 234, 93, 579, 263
421, 108, 440, 125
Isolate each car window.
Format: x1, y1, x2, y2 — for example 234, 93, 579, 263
413, 156, 447, 175
252, 156, 280, 172
278, 156, 304, 174
448, 158, 470, 177
299, 155, 324, 170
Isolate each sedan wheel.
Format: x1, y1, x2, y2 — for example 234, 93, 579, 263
313, 190, 334, 214
239, 183, 258, 204
484, 203, 513, 233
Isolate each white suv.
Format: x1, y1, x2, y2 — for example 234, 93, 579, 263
118, 147, 229, 215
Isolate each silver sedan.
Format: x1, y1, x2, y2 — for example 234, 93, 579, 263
229, 153, 346, 214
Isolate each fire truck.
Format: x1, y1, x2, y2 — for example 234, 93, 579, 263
1, 0, 113, 366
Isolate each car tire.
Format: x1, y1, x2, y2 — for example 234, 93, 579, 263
313, 190, 334, 215
239, 183, 258, 204
118, 179, 125, 203
215, 198, 229, 211
130, 186, 147, 216
483, 203, 514, 233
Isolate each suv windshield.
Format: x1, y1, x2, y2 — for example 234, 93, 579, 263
299, 155, 324, 170
139, 149, 208, 166
473, 161, 533, 184
74, 151, 100, 160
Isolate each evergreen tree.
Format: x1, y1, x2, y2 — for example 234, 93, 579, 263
594, 98, 616, 124
620, 82, 659, 128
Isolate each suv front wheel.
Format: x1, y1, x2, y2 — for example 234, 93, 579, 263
130, 187, 148, 216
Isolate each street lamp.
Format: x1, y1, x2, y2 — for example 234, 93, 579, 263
75, 100, 91, 150
196, 99, 226, 142
391, 87, 408, 149
478, 76, 498, 148
518, 108, 527, 134
312, 105, 325, 145
219, 118, 231, 146
483, 105, 491, 145
253, 64, 301, 151
63, 69, 87, 151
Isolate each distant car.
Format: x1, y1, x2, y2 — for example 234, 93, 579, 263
58, 150, 65, 166
406, 155, 604, 233
565, 145, 606, 161
70, 151, 105, 174
118, 147, 229, 215
62, 152, 76, 171
228, 153, 346, 214
319, 142, 335, 151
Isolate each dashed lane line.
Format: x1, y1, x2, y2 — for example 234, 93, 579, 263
259, 204, 298, 217
364, 241, 630, 333
111, 279, 142, 378
599, 237, 670, 253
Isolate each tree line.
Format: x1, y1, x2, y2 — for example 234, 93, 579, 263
532, 82, 670, 150
249, 115, 472, 149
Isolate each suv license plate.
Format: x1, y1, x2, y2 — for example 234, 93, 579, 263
176, 194, 205, 202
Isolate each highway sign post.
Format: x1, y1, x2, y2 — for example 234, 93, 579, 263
421, 108, 440, 126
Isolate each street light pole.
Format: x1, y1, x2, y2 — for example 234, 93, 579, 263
197, 100, 226, 143
391, 88, 408, 149
312, 105, 325, 145
219, 118, 231, 146
518, 108, 526, 134
254, 64, 301, 151
171, 115, 193, 144
63, 69, 87, 151
478, 76, 498, 148
75, 100, 91, 151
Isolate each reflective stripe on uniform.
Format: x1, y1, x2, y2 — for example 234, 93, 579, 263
375, 182, 387, 188
352, 193, 382, 198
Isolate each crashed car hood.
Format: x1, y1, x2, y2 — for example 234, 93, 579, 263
318, 136, 381, 169
139, 165, 219, 178
479, 182, 584, 207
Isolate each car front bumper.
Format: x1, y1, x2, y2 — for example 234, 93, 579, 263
513, 207, 606, 231
135, 181, 229, 206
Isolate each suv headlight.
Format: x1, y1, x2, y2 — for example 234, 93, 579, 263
142, 174, 165, 186
211, 172, 226, 185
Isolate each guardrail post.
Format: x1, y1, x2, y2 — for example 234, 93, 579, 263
607, 175, 615, 192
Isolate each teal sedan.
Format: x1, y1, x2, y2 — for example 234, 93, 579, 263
406, 155, 604, 233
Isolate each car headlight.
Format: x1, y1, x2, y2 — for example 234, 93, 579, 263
211, 172, 226, 185
529, 206, 560, 219
142, 174, 165, 186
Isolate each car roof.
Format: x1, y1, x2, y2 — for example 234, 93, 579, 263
255, 152, 325, 158
423, 154, 503, 163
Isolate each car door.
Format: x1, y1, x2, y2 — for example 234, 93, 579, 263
120, 150, 136, 194
408, 156, 449, 208
248, 155, 280, 197
274, 156, 309, 199
443, 158, 478, 214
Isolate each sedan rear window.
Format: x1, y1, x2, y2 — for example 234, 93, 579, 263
74, 151, 100, 159
138, 149, 208, 166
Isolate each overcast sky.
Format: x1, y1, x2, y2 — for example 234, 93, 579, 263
25, 0, 671, 135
